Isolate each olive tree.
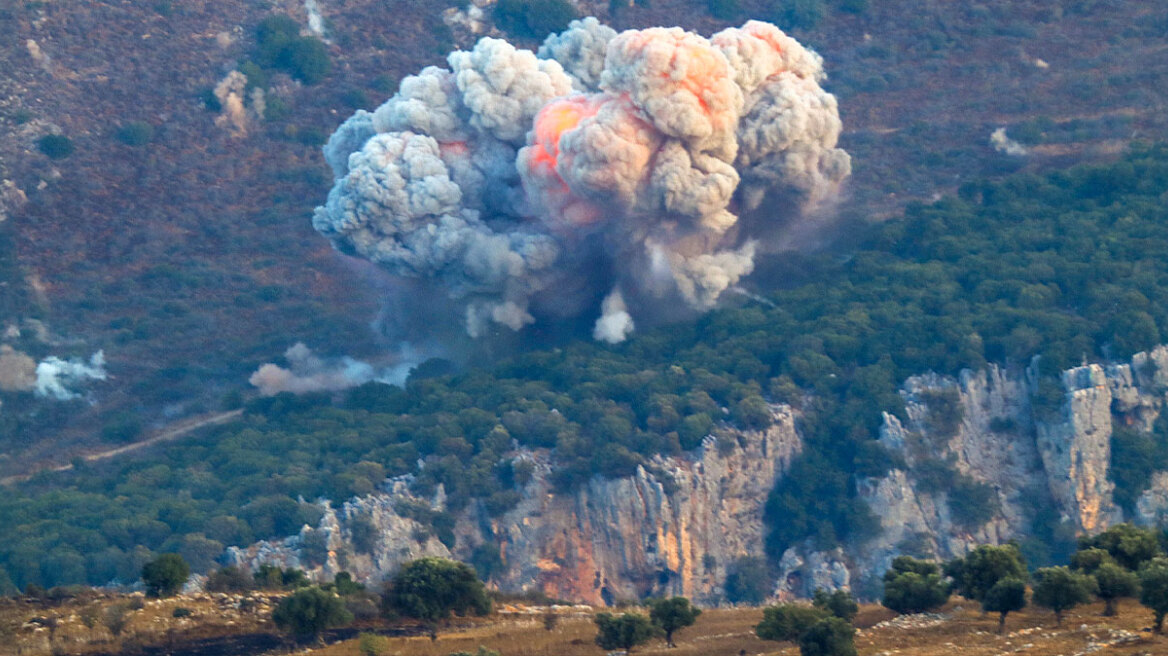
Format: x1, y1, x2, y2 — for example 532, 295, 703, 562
649, 596, 701, 647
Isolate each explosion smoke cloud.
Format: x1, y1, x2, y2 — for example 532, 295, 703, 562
314, 18, 850, 343
35, 351, 106, 400
249, 343, 415, 395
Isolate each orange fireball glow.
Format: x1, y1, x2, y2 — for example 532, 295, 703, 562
528, 97, 601, 174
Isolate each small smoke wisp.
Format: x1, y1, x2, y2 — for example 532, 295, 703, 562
990, 127, 1028, 156
35, 351, 107, 400
249, 343, 416, 395
304, 0, 326, 38
314, 18, 850, 344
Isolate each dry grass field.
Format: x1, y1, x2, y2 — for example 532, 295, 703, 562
313, 601, 1161, 656
4, 595, 1165, 656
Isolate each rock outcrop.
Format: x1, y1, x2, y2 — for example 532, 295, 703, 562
230, 347, 1168, 603
228, 406, 801, 605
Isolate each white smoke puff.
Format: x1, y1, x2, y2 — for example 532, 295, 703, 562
990, 127, 1028, 156
600, 27, 743, 159
538, 17, 616, 90
593, 289, 634, 344
372, 67, 470, 144
35, 351, 106, 400
214, 70, 249, 137
250, 343, 395, 395
0, 345, 37, 392
735, 72, 850, 208
449, 38, 574, 145
323, 110, 376, 179
304, 0, 325, 38
662, 242, 756, 309
711, 21, 825, 94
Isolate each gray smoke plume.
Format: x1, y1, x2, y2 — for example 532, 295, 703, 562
249, 343, 415, 395
35, 351, 106, 400
314, 19, 850, 343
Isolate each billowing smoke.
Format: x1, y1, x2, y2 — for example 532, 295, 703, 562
249, 343, 415, 395
990, 127, 1028, 156
315, 19, 849, 343
35, 351, 106, 400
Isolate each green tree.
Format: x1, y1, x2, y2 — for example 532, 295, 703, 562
881, 557, 950, 614
37, 134, 73, 159
756, 604, 829, 642
982, 577, 1027, 634
1078, 523, 1163, 571
273, 586, 354, 641
382, 558, 491, 638
798, 617, 856, 656
1093, 562, 1139, 617
649, 596, 701, 647
945, 544, 1026, 602
1139, 557, 1168, 633
334, 571, 365, 596
1070, 547, 1116, 574
812, 589, 858, 622
141, 554, 189, 598
594, 612, 660, 652
1031, 567, 1096, 625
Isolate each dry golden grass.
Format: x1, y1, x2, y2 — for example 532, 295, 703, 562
312, 600, 1166, 656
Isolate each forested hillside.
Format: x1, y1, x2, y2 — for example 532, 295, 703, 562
1, 0, 1166, 473
3, 144, 1166, 592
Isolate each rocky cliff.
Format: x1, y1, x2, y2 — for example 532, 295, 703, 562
228, 406, 802, 605
229, 347, 1168, 604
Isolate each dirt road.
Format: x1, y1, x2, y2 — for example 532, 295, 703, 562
0, 408, 244, 485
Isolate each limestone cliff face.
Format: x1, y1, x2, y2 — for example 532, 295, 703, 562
227, 407, 801, 605
836, 346, 1168, 594
229, 347, 1168, 603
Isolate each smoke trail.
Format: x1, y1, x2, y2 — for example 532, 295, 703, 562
35, 351, 106, 400
314, 18, 850, 343
249, 343, 417, 395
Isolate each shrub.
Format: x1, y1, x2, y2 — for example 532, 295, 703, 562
756, 604, 829, 642
273, 586, 353, 640
882, 557, 949, 614
115, 121, 154, 147
172, 607, 193, 618
493, 0, 577, 40
594, 612, 659, 652
798, 617, 856, 656
37, 134, 74, 159
812, 589, 857, 622
708, 0, 740, 19
358, 632, 391, 656
141, 554, 189, 597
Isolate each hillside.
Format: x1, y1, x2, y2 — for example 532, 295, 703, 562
3, 145, 1168, 595
0, 0, 1166, 472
